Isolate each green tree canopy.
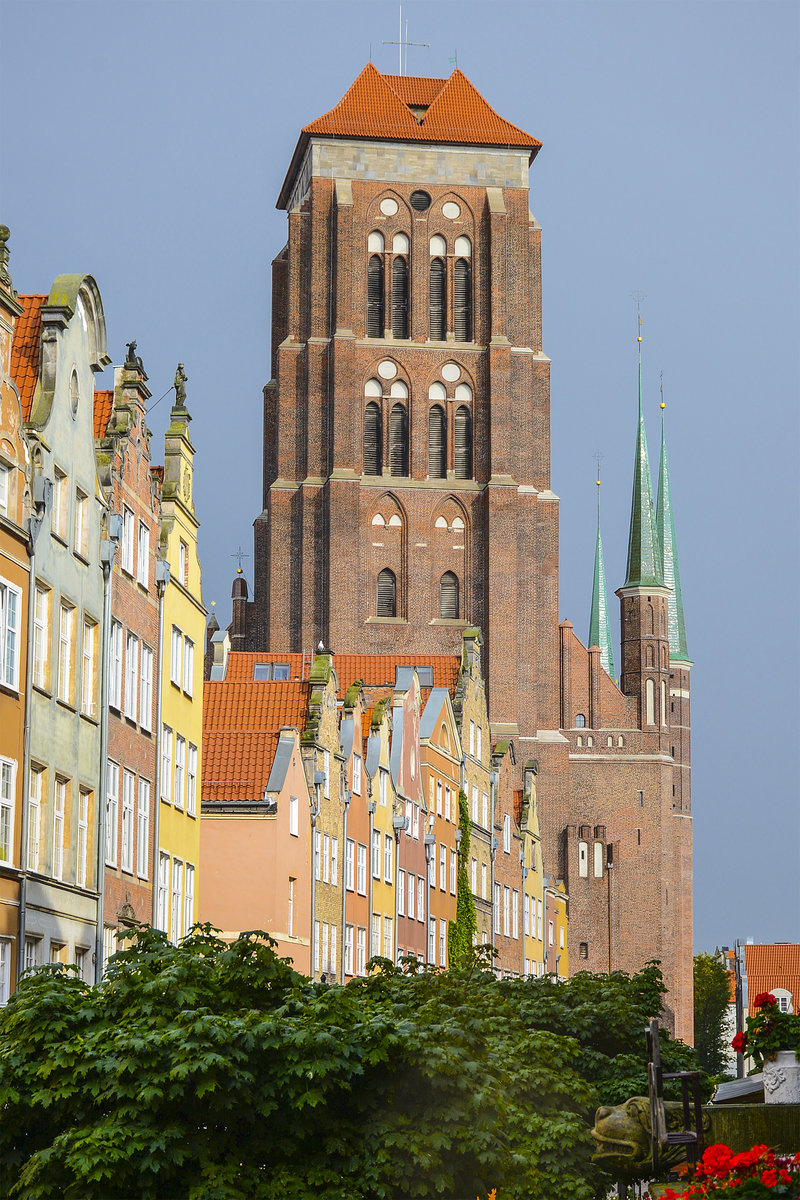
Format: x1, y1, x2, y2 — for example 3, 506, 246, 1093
0, 926, 699, 1200
693, 951, 733, 1077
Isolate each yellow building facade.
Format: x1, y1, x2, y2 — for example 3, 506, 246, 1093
154, 378, 204, 940
520, 761, 546, 978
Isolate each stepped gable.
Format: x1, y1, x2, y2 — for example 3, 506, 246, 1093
10, 294, 46, 419
202, 679, 310, 803
93, 389, 114, 439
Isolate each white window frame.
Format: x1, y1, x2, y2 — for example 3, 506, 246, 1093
444, 786, 451, 822
161, 726, 172, 802
109, 621, 123, 711
384, 833, 393, 883
439, 843, 446, 891
140, 645, 153, 731
53, 778, 66, 881
371, 829, 381, 879
476, 725, 482, 760
171, 858, 183, 944
482, 861, 488, 901
121, 505, 135, 574
436, 780, 442, 816
417, 876, 425, 922
329, 924, 337, 975
136, 521, 149, 586
503, 886, 510, 936
170, 626, 182, 687
81, 619, 96, 716
77, 789, 89, 888
314, 830, 322, 881
352, 755, 362, 796
412, 804, 419, 840
407, 871, 415, 919
330, 836, 338, 885
289, 877, 296, 938
121, 770, 135, 872
372, 914, 380, 959
398, 869, 405, 915
137, 779, 150, 878
33, 585, 48, 689
428, 918, 435, 964
357, 842, 367, 895
503, 813, 511, 853
313, 920, 320, 972
178, 539, 187, 585
289, 794, 299, 837
323, 833, 330, 883
471, 785, 478, 823
52, 468, 67, 541
450, 848, 457, 895
28, 767, 41, 871
106, 761, 119, 866
345, 837, 355, 891
356, 926, 366, 976
439, 918, 446, 967
187, 743, 197, 816
379, 769, 387, 807
0, 758, 15, 864
482, 793, 488, 829
512, 889, 520, 940
157, 853, 169, 931
345, 924, 354, 975
0, 938, 10, 1006
174, 735, 185, 810
0, 462, 8, 517
182, 637, 194, 696
73, 489, 88, 558
493, 882, 501, 934
57, 601, 74, 703
471, 857, 477, 895
124, 633, 139, 720
383, 915, 393, 960
323, 749, 330, 799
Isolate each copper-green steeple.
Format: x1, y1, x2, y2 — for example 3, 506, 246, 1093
589, 474, 615, 678
624, 339, 663, 588
656, 398, 690, 661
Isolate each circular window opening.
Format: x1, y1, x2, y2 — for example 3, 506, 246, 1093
410, 190, 431, 212
380, 197, 399, 216
442, 201, 461, 220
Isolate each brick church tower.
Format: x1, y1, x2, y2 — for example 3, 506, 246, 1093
237, 65, 694, 1040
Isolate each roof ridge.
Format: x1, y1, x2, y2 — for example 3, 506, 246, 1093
422, 68, 541, 147
303, 62, 421, 138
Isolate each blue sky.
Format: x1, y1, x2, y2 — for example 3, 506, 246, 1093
3, 0, 798, 951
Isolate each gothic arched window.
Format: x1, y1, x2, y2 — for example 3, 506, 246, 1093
392, 257, 409, 340
454, 405, 473, 479
377, 568, 397, 617
454, 257, 472, 342
367, 255, 384, 338
389, 404, 408, 477
363, 402, 382, 475
428, 405, 446, 478
429, 257, 445, 341
440, 571, 459, 619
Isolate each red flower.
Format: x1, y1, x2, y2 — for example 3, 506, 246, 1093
760, 1167, 778, 1186
779, 1168, 792, 1184
731, 1031, 748, 1052
753, 992, 778, 1008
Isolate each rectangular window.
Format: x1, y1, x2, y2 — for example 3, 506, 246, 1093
371, 829, 381, 879
24, 937, 40, 973
139, 645, 153, 731
503, 813, 511, 853
503, 886, 510, 936
439, 919, 446, 967
28, 767, 42, 871
383, 915, 393, 960
594, 841, 604, 878
171, 859, 183, 944
444, 786, 451, 822
471, 857, 477, 894
482, 861, 488, 900
170, 627, 181, 686
494, 883, 501, 934
512, 889, 520, 939
524, 893, 530, 937
379, 770, 387, 807
53, 778, 66, 881
471, 785, 478, 823
323, 833, 330, 883
183, 638, 194, 696
81, 619, 96, 716
436, 780, 442, 816
321, 921, 329, 969
121, 506, 135, 573
0, 463, 8, 517
450, 849, 457, 895
121, 770, 135, 872
179, 539, 188, 585
330, 836, 338, 886
137, 779, 150, 878
548, 920, 554, 947
102, 927, 116, 972
106, 761, 119, 866
109, 621, 123, 710
161, 726, 172, 801
559, 923, 565, 950
352, 755, 361, 796
313, 920, 320, 973
439, 843, 446, 891
174, 735, 185, 810
482, 793, 488, 829
417, 877, 425, 922
124, 634, 138, 720
357, 843, 367, 895
0, 939, 10, 1006
57, 602, 74, 703
74, 947, 89, 982
356, 927, 366, 975
469, 720, 475, 756
0, 759, 15, 864
537, 898, 543, 941
384, 833, 393, 883
398, 869, 405, 915
52, 468, 68, 540
329, 925, 337, 975
137, 522, 149, 586
408, 871, 415, 919
288, 877, 295, 938
77, 789, 89, 888
412, 804, 419, 840
186, 743, 197, 816
288, 794, 298, 837
345, 924, 354, 975
314, 830, 322, 881
428, 918, 435, 964
73, 489, 88, 558
157, 853, 169, 931
323, 749, 330, 799
476, 725, 482, 760
33, 585, 49, 689
371, 913, 380, 957
345, 838, 354, 891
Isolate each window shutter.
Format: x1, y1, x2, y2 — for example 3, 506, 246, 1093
392, 256, 409, 339
367, 255, 384, 338
429, 257, 445, 341
390, 404, 408, 477
428, 405, 446, 478
377, 569, 396, 617
454, 405, 472, 479
454, 258, 472, 342
440, 572, 459, 619
363, 402, 382, 475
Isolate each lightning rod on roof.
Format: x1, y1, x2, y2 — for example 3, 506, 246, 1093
382, 4, 429, 75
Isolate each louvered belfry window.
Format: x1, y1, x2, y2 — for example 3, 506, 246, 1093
428, 405, 446, 478
454, 405, 472, 479
363, 402, 382, 475
429, 258, 445, 341
377, 568, 397, 617
454, 258, 472, 342
367, 255, 384, 338
389, 404, 408, 477
440, 572, 459, 619
392, 257, 409, 339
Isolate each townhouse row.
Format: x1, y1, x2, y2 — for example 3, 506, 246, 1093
0, 237, 203, 999
200, 631, 568, 981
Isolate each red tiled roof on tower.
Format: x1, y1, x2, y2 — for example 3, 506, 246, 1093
93, 389, 114, 439
10, 294, 46, 420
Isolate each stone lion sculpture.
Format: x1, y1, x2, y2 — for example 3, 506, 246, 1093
591, 1096, 711, 1175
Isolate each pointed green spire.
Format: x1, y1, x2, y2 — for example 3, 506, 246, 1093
656, 399, 690, 661
589, 474, 615, 678
624, 340, 663, 588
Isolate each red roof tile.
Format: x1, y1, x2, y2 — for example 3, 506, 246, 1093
226, 652, 308, 683
202, 680, 310, 803
224, 651, 461, 697
744, 944, 800, 1017
303, 64, 540, 153
10, 295, 46, 421
94, 390, 113, 440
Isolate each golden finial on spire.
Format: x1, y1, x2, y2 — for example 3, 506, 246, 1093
660, 371, 666, 409
633, 290, 645, 343
594, 450, 603, 489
